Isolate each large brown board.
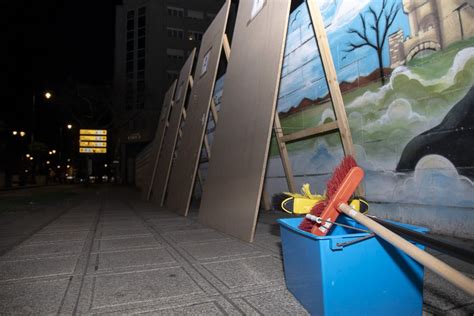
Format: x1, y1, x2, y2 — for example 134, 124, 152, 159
198, 0, 291, 242
144, 80, 177, 200
150, 49, 195, 205
165, 1, 231, 216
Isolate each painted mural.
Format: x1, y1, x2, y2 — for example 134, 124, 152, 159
265, 0, 474, 213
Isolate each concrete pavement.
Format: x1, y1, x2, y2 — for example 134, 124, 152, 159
0, 186, 472, 315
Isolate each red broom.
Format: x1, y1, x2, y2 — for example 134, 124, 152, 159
298, 155, 360, 233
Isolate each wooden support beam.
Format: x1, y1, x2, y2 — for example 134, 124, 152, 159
203, 136, 211, 159
307, 0, 356, 158
210, 98, 219, 124
281, 121, 339, 143
261, 188, 272, 211
273, 113, 296, 192
223, 34, 231, 60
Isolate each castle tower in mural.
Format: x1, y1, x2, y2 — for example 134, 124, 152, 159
389, 0, 474, 68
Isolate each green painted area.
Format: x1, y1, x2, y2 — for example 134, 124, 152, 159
270, 38, 474, 161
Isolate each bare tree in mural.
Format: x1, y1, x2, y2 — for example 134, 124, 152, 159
345, 0, 400, 85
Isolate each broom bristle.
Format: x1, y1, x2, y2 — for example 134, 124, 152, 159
298, 156, 358, 232
327, 156, 357, 198
298, 199, 327, 231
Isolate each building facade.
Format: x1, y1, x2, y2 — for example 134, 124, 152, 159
113, 0, 224, 183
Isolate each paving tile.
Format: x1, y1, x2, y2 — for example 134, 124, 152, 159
153, 222, 206, 233
253, 234, 283, 255
2, 240, 85, 259
95, 236, 160, 252
254, 222, 280, 236
40, 224, 92, 233
180, 239, 261, 262
202, 256, 284, 291
0, 256, 77, 281
149, 217, 195, 227
98, 227, 152, 239
88, 267, 204, 310
232, 289, 308, 315
163, 229, 230, 244
0, 278, 70, 315
424, 270, 474, 313
138, 301, 230, 315
26, 231, 89, 244
91, 247, 177, 272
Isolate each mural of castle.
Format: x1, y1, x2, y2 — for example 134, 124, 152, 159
389, 0, 474, 67
265, 0, 474, 237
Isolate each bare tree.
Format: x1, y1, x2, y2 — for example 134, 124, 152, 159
345, 0, 400, 85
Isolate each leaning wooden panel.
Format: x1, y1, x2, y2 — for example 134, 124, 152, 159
149, 49, 196, 205
143, 80, 177, 200
198, 0, 291, 242
165, 0, 231, 216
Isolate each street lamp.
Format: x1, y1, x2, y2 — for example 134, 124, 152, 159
12, 131, 18, 136
52, 149, 56, 154
20, 131, 26, 137
44, 92, 52, 99
26, 154, 30, 158
67, 124, 72, 130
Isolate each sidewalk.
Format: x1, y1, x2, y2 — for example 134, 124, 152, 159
0, 186, 472, 315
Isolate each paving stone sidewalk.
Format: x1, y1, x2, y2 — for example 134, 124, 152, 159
0, 186, 472, 315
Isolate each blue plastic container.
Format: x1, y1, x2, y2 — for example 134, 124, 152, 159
277, 216, 429, 316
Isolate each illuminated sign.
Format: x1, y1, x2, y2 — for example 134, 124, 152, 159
79, 129, 108, 154
80, 148, 107, 154
80, 129, 107, 135
80, 135, 107, 141
80, 142, 107, 148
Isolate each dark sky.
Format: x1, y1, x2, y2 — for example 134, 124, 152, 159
1, 0, 120, 127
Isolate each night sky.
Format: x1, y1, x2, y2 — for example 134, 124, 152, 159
1, 0, 120, 129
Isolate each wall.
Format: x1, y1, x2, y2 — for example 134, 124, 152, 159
263, 0, 474, 238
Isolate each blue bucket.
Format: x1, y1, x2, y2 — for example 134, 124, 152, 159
277, 215, 429, 316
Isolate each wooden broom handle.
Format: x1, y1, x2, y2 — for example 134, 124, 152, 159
338, 203, 474, 297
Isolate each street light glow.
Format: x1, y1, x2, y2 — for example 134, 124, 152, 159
46, 161, 50, 165
20, 131, 26, 137
12, 131, 18, 135
49, 151, 53, 155
45, 92, 52, 99
67, 124, 72, 129
26, 154, 30, 158
52, 149, 56, 154
29, 157, 34, 160
57, 165, 61, 169
67, 165, 70, 168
